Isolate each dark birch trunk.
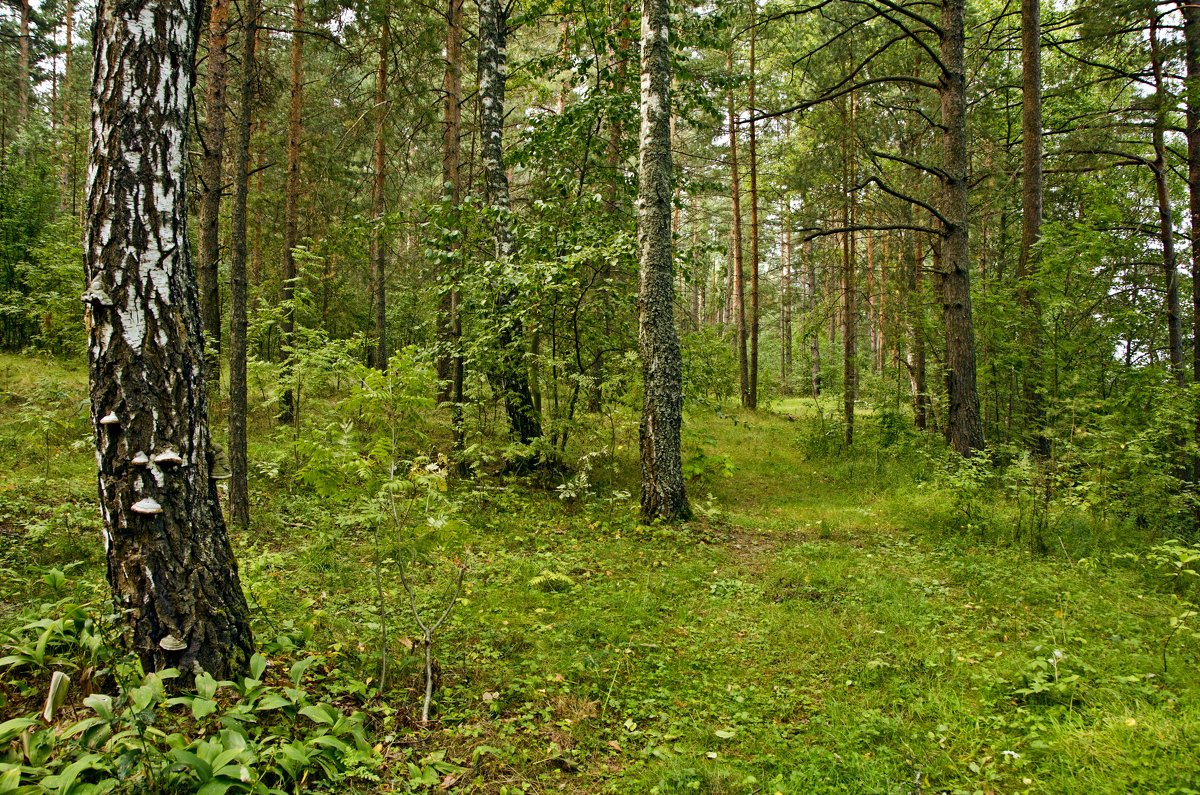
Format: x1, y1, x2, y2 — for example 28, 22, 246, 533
938, 0, 984, 455
638, 0, 690, 521
279, 0, 304, 424
86, 0, 253, 681
197, 0, 230, 377
229, 0, 258, 531
480, 0, 542, 446
370, 23, 390, 371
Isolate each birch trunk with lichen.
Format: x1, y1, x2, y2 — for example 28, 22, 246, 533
480, 0, 542, 446
85, 0, 253, 681
637, 0, 690, 521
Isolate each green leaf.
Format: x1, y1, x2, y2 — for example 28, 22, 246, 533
288, 656, 317, 688
249, 654, 267, 681
254, 694, 291, 712
299, 704, 336, 726
82, 694, 114, 721
170, 749, 213, 782
191, 698, 219, 720
0, 768, 21, 794
0, 718, 38, 744
196, 780, 233, 795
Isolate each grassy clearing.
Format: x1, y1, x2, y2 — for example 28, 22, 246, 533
1, 353, 1198, 794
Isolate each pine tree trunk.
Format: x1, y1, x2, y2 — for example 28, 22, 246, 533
370, 23, 390, 371
938, 0, 984, 455
638, 0, 690, 521
1179, 0, 1200, 481
480, 0, 542, 446
278, 0, 304, 424
229, 0, 258, 531
18, 0, 30, 127
1018, 0, 1047, 456
437, 0, 463, 416
198, 0, 231, 380
727, 51, 748, 408
807, 240, 821, 397
782, 201, 792, 393
86, 0, 253, 681
1150, 13, 1186, 387
58, 0, 75, 211
747, 0, 760, 409
842, 96, 857, 446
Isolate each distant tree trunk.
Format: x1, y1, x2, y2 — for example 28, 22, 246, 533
806, 240, 821, 397
58, 0, 75, 210
198, 0, 230, 382
781, 201, 793, 393
842, 96, 857, 446
86, 0, 253, 681
437, 0, 463, 420
370, 22, 390, 371
18, 0, 30, 126
747, 0, 760, 409
279, 0, 304, 424
228, 0, 258, 531
910, 235, 928, 430
727, 51, 748, 408
1150, 12, 1186, 387
480, 0, 542, 445
637, 0, 690, 521
1018, 0, 1047, 456
938, 0, 984, 455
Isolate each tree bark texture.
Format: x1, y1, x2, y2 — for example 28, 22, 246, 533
18, 0, 30, 126
85, 0, 253, 680
279, 0, 304, 424
480, 0, 542, 445
637, 0, 690, 521
1179, 0, 1200, 481
781, 201, 793, 393
727, 50, 748, 408
197, 0, 231, 373
1018, 0, 1047, 456
806, 240, 821, 397
370, 22, 390, 371
437, 0, 464, 418
747, 0, 760, 409
228, 0, 258, 531
938, 0, 984, 455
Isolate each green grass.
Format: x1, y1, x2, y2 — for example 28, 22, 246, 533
1, 353, 1198, 794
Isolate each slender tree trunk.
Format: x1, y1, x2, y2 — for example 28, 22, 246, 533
279, 0, 304, 424
782, 200, 793, 393
910, 235, 928, 429
480, 0, 542, 446
86, 0, 253, 681
728, 51, 748, 407
229, 0, 258, 531
938, 0, 984, 455
58, 0, 75, 210
807, 240, 821, 397
1150, 12, 1186, 387
747, 0, 760, 409
1018, 0, 1048, 456
638, 0, 690, 521
18, 0, 30, 127
198, 0, 231, 381
842, 96, 857, 446
1179, 0, 1200, 481
437, 0, 463, 416
370, 23, 390, 371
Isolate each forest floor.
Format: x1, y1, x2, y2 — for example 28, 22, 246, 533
2, 352, 1199, 794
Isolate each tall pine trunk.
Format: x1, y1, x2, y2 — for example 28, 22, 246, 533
437, 0, 464, 426
638, 0, 690, 521
1019, 0, 1048, 455
727, 51, 748, 407
197, 0, 231, 379
279, 0, 304, 424
1179, 0, 1200, 479
480, 0, 542, 446
781, 201, 793, 393
86, 0, 253, 681
229, 0, 258, 531
18, 0, 30, 127
938, 0, 984, 455
747, 0, 760, 409
370, 23, 390, 371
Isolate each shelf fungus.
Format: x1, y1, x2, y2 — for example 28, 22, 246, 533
159, 635, 187, 651
131, 497, 162, 515
130, 451, 150, 465
81, 275, 114, 307
152, 450, 184, 466
99, 413, 120, 426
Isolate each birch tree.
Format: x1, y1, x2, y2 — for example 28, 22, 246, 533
637, 0, 690, 521
85, 0, 253, 680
